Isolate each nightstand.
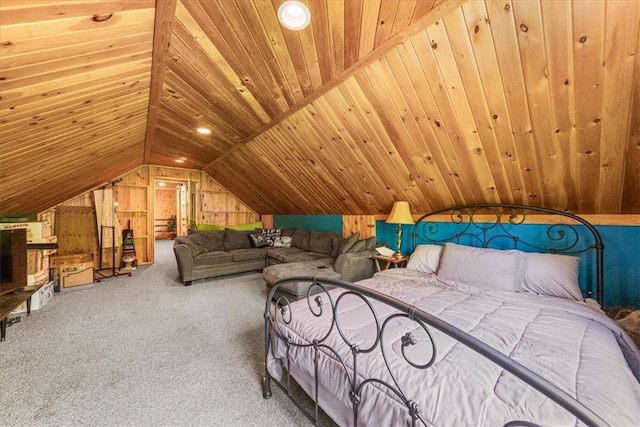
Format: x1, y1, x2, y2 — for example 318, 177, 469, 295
372, 255, 408, 272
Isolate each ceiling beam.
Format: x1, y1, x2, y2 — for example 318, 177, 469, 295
204, 0, 468, 169
143, 0, 177, 163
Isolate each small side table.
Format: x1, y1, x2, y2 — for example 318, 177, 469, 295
372, 255, 408, 272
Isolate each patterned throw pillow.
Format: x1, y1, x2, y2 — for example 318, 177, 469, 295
248, 232, 269, 248
261, 228, 282, 246
272, 236, 292, 248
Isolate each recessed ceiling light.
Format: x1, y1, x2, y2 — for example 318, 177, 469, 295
278, 1, 311, 31
175, 158, 186, 163
197, 127, 211, 135
158, 182, 166, 187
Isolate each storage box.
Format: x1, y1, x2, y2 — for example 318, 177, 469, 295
27, 268, 49, 286
50, 253, 93, 268
10, 281, 55, 315
29, 235, 57, 245
10, 301, 27, 316
0, 221, 52, 242
59, 266, 94, 289
27, 250, 51, 275
31, 280, 54, 310
51, 254, 94, 290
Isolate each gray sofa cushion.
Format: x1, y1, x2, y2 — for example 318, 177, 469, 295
263, 258, 338, 286
266, 247, 305, 263
198, 231, 225, 252
223, 229, 253, 250
348, 239, 366, 252
330, 237, 342, 258
364, 236, 377, 250
282, 251, 330, 263
291, 228, 310, 251
281, 228, 295, 237
230, 248, 266, 262
333, 250, 376, 282
339, 232, 360, 254
194, 251, 233, 266
309, 231, 337, 256
175, 236, 206, 256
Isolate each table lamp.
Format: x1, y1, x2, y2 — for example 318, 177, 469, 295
385, 201, 415, 258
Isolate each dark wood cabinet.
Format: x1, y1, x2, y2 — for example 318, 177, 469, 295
0, 229, 27, 295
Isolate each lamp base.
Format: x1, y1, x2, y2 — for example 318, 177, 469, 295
395, 224, 404, 259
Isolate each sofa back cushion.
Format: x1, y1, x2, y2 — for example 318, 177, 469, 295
281, 228, 295, 237
330, 237, 343, 258
338, 232, 360, 255
185, 231, 224, 252
309, 231, 337, 256
291, 228, 310, 251
175, 236, 206, 256
223, 228, 253, 250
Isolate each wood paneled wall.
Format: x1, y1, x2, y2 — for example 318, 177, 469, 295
42, 165, 259, 265
343, 215, 376, 239
198, 173, 260, 227
154, 188, 176, 240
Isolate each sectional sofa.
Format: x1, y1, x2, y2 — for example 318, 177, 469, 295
172, 227, 377, 287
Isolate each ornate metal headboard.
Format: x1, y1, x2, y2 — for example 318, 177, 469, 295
412, 204, 604, 306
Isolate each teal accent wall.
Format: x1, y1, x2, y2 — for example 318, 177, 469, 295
598, 226, 640, 309
376, 220, 640, 308
273, 215, 343, 236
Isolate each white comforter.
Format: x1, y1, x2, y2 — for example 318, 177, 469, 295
267, 269, 640, 426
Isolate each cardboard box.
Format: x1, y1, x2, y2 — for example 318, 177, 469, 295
10, 301, 27, 316
28, 235, 57, 245
50, 254, 94, 290
28, 269, 49, 286
27, 250, 51, 275
31, 280, 54, 310
10, 281, 55, 315
50, 253, 93, 268
0, 221, 52, 242
60, 266, 94, 289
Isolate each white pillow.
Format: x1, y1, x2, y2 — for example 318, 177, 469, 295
522, 252, 582, 301
272, 236, 292, 248
406, 245, 443, 274
436, 243, 524, 292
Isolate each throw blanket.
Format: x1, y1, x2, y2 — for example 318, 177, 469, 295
268, 269, 640, 426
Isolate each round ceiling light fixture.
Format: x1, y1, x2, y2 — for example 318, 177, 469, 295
197, 127, 212, 135
278, 1, 310, 31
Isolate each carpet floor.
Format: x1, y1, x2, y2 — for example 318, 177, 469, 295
0, 240, 315, 426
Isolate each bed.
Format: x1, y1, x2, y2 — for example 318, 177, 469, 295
262, 204, 640, 426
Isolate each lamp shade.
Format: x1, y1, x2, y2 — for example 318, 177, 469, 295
386, 201, 414, 225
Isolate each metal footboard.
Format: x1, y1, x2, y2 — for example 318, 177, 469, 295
262, 276, 608, 427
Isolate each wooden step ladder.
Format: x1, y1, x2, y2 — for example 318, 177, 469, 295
120, 220, 137, 270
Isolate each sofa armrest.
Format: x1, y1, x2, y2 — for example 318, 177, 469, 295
334, 250, 376, 283
173, 244, 195, 284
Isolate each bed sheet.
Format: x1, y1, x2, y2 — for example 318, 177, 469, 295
267, 269, 640, 426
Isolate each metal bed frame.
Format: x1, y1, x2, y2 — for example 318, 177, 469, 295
412, 204, 604, 306
262, 204, 607, 426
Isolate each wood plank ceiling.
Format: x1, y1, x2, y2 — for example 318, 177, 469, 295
1, 0, 639, 215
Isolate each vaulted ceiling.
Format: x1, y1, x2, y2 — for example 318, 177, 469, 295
1, 0, 639, 215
